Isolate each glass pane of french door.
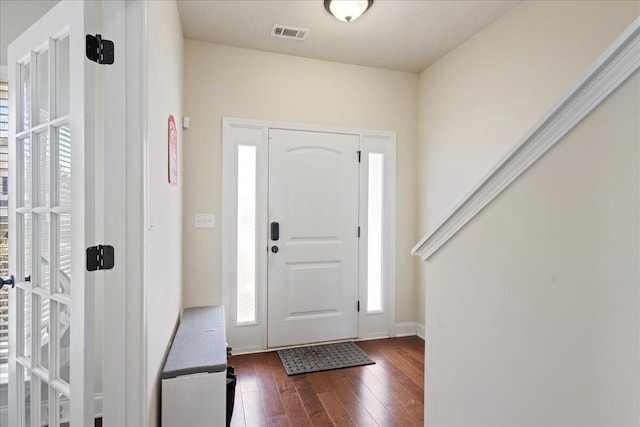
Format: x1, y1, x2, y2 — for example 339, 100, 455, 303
11, 31, 72, 427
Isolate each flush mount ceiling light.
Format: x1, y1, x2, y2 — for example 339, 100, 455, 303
324, 0, 374, 23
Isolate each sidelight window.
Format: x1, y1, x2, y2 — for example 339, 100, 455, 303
367, 153, 384, 313
236, 145, 257, 324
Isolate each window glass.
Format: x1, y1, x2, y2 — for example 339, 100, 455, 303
236, 145, 257, 323
367, 153, 384, 312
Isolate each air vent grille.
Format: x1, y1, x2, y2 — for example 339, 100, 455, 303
271, 25, 309, 41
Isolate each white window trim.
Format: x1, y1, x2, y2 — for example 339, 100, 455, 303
221, 121, 268, 353
359, 135, 397, 340
222, 117, 396, 353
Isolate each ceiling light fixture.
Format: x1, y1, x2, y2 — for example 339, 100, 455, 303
324, 0, 373, 23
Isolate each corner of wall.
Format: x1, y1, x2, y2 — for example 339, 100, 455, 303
144, 0, 185, 425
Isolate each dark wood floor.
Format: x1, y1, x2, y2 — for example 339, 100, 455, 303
228, 336, 424, 427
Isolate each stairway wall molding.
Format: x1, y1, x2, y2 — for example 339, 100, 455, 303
412, 17, 640, 262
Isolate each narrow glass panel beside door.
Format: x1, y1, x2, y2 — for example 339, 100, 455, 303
236, 145, 256, 324
367, 153, 384, 313
35, 49, 49, 125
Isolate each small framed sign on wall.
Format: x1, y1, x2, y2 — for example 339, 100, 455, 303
168, 115, 178, 185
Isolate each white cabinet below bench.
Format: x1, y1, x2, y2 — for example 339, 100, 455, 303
162, 305, 227, 427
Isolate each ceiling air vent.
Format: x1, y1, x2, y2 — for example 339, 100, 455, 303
271, 25, 309, 41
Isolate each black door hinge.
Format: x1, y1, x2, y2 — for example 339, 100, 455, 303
357, 150, 361, 163
86, 245, 115, 271
86, 34, 114, 65
357, 226, 361, 238
357, 301, 360, 312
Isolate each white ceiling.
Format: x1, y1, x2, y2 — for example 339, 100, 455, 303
0, 0, 520, 74
178, 0, 520, 73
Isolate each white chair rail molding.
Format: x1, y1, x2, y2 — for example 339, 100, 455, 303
412, 16, 640, 262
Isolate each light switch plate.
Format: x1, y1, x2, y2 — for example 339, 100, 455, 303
195, 213, 215, 228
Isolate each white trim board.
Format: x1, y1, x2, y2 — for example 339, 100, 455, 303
416, 323, 425, 340
412, 17, 640, 262
395, 322, 418, 337
394, 322, 425, 340
230, 326, 423, 357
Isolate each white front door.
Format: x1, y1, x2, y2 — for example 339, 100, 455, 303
7, 2, 97, 425
267, 129, 359, 347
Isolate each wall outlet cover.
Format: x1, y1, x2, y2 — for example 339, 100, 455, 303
195, 213, 215, 228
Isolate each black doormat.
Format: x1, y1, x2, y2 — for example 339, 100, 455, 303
277, 341, 375, 376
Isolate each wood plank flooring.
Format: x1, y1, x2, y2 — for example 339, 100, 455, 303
228, 336, 424, 427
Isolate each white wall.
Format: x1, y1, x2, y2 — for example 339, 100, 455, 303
182, 42, 419, 323
417, 0, 639, 326
417, 1, 640, 424
145, 1, 183, 426
425, 72, 639, 426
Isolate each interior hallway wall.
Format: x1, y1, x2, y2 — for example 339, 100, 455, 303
145, 1, 184, 425
425, 72, 639, 426
416, 0, 640, 424
182, 41, 420, 325
416, 0, 639, 327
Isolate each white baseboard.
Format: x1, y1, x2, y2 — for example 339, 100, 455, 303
230, 326, 424, 356
417, 323, 425, 340
230, 345, 268, 355
395, 321, 417, 337
360, 331, 390, 341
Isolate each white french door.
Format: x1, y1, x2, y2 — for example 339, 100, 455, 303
7, 2, 97, 426
267, 129, 359, 347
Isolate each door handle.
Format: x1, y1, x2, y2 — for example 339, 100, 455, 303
270, 222, 279, 241
0, 275, 14, 290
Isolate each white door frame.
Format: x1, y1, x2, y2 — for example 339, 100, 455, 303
101, 1, 146, 425
222, 117, 396, 354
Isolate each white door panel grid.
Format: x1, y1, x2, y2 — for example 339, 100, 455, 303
8, 2, 97, 426
267, 129, 359, 347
